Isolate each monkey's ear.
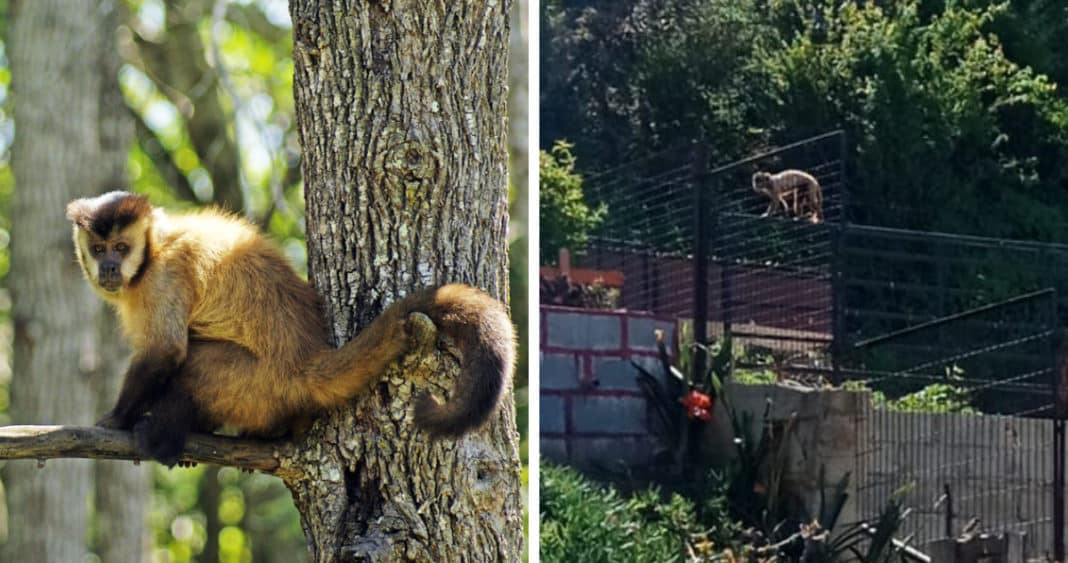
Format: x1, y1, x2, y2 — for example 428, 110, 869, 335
65, 199, 91, 225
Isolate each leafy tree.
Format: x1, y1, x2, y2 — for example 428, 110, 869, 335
540, 141, 606, 261
542, 0, 1068, 244
541, 0, 776, 172
760, 0, 1068, 239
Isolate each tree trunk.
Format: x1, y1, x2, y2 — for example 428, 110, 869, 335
2, 1, 146, 560
509, 0, 529, 234
90, 4, 152, 562
288, 1, 521, 561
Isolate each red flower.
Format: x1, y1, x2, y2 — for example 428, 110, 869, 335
680, 390, 714, 421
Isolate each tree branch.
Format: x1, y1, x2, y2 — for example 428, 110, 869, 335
0, 425, 289, 474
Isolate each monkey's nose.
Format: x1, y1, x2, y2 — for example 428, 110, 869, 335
101, 263, 119, 278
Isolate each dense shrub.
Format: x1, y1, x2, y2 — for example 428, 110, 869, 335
540, 463, 724, 563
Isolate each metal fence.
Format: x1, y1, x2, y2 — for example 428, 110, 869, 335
836, 227, 1068, 559
699, 131, 846, 380
845, 288, 1059, 554
572, 145, 696, 314
547, 130, 1068, 557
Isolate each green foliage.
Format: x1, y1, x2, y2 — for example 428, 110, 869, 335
733, 368, 777, 385
842, 376, 977, 414
885, 383, 976, 414
632, 0, 777, 159
148, 466, 305, 563
540, 462, 731, 563
785, 478, 910, 563
760, 0, 1068, 238
539, 141, 606, 261
150, 466, 210, 562
541, 0, 774, 171
543, 0, 1068, 243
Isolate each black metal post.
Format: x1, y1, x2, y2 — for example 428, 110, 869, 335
692, 143, 710, 385
1055, 290, 1063, 563
830, 131, 848, 384
831, 223, 844, 384
1050, 288, 1064, 562
943, 483, 953, 538
673, 143, 711, 477
1056, 417, 1065, 561
838, 129, 849, 222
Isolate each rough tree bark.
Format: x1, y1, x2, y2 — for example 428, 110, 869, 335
2, 1, 145, 560
287, 1, 522, 561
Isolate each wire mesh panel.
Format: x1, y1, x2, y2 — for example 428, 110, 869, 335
702, 131, 846, 378
845, 288, 1058, 417
846, 282, 1059, 555
837, 226, 1068, 557
839, 225, 1068, 348
572, 147, 696, 315
861, 409, 1056, 557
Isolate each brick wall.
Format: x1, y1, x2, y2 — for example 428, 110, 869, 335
540, 306, 676, 467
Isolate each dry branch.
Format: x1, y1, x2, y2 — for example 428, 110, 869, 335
0, 425, 289, 474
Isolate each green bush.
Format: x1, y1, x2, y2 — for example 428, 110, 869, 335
539, 141, 605, 262
540, 463, 717, 563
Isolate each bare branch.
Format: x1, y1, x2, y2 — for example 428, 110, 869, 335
0, 425, 289, 474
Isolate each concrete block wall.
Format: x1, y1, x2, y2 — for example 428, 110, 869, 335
721, 383, 869, 527
540, 306, 676, 467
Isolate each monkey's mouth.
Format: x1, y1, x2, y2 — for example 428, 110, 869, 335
99, 277, 123, 292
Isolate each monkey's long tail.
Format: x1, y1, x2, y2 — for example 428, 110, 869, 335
302, 284, 515, 438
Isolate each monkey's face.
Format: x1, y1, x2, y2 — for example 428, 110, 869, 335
73, 230, 143, 292
66, 192, 153, 295
752, 172, 772, 194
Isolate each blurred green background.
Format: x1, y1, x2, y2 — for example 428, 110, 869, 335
0, 1, 529, 561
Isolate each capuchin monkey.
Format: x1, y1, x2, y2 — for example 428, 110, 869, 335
66, 191, 515, 466
751, 169, 824, 224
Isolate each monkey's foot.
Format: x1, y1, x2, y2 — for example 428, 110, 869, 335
95, 412, 128, 430
133, 418, 186, 467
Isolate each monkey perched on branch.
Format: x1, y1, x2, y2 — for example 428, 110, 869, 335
65, 191, 515, 466
751, 169, 824, 224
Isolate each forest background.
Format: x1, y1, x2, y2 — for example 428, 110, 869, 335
0, 1, 530, 562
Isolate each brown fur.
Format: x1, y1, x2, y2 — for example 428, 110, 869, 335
66, 192, 514, 462
752, 169, 824, 224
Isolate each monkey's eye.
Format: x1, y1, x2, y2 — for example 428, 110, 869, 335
114, 242, 129, 253
91, 244, 105, 255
